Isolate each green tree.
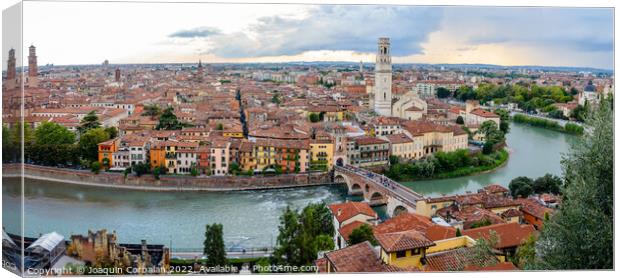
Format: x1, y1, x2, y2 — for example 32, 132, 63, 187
35, 122, 75, 145
467, 230, 499, 268
478, 120, 501, 142
215, 123, 224, 131
436, 87, 452, 98
190, 163, 199, 177
90, 161, 101, 174
308, 113, 320, 123
570, 104, 588, 122
271, 93, 281, 104
131, 162, 149, 177
532, 173, 562, 195
142, 104, 161, 118
455, 228, 462, 237
509, 176, 534, 198
203, 223, 227, 268
456, 115, 464, 125
532, 99, 613, 270
79, 128, 110, 161
104, 126, 118, 139
494, 109, 511, 134
273, 206, 301, 265
513, 235, 536, 269
78, 110, 101, 133
156, 106, 183, 130
273, 203, 334, 267
153, 166, 163, 180
347, 224, 377, 246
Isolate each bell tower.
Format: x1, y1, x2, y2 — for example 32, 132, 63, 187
373, 37, 392, 116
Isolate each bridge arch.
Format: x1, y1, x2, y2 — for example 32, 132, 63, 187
370, 191, 384, 201
351, 183, 361, 191
392, 205, 408, 217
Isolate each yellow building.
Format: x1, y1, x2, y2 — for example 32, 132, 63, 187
426, 236, 476, 254
415, 196, 456, 218
310, 139, 334, 171
253, 141, 277, 171
375, 230, 436, 269
163, 143, 177, 174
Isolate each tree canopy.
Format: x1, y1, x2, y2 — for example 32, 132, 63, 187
35, 122, 76, 145
528, 98, 613, 269
273, 203, 335, 267
156, 106, 184, 130
203, 223, 227, 268
78, 110, 101, 133
79, 128, 111, 162
347, 224, 377, 246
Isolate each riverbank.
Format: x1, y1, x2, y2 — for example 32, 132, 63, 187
387, 149, 509, 183
2, 164, 332, 192
512, 114, 584, 135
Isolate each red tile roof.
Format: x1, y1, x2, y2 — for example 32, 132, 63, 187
375, 230, 435, 252
374, 212, 455, 241
328, 202, 377, 224
462, 222, 536, 249
515, 198, 554, 220
424, 247, 499, 271
354, 136, 389, 146
470, 108, 499, 118
484, 184, 509, 194
324, 241, 390, 273
463, 262, 518, 271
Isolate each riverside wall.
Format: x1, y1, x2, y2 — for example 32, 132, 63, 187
2, 164, 334, 192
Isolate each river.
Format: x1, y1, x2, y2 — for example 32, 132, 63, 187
1, 123, 575, 251
403, 122, 576, 196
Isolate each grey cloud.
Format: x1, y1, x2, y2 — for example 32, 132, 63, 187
169, 27, 221, 38
194, 6, 445, 58
444, 7, 613, 52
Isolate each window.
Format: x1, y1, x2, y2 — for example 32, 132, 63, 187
412, 248, 421, 255
396, 251, 407, 258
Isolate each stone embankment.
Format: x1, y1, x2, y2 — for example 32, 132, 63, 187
2, 164, 333, 192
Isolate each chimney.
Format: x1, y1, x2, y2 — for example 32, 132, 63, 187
337, 208, 342, 216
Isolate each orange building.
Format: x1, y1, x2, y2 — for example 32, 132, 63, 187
97, 138, 120, 168
149, 142, 166, 170
515, 198, 554, 230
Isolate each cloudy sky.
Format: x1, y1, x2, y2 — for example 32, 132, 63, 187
19, 1, 614, 69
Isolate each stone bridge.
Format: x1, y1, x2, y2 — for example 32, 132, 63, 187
333, 165, 425, 218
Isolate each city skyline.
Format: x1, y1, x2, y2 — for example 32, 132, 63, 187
14, 2, 614, 70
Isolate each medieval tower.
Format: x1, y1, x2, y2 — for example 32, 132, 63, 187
373, 37, 392, 116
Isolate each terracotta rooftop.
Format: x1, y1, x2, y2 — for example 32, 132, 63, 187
515, 198, 554, 220
463, 262, 518, 271
484, 184, 509, 194
470, 108, 499, 118
501, 208, 523, 218
463, 222, 535, 249
324, 241, 390, 273
375, 230, 435, 252
354, 136, 389, 146
328, 202, 377, 224
374, 212, 455, 242
424, 247, 499, 271
383, 134, 414, 145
